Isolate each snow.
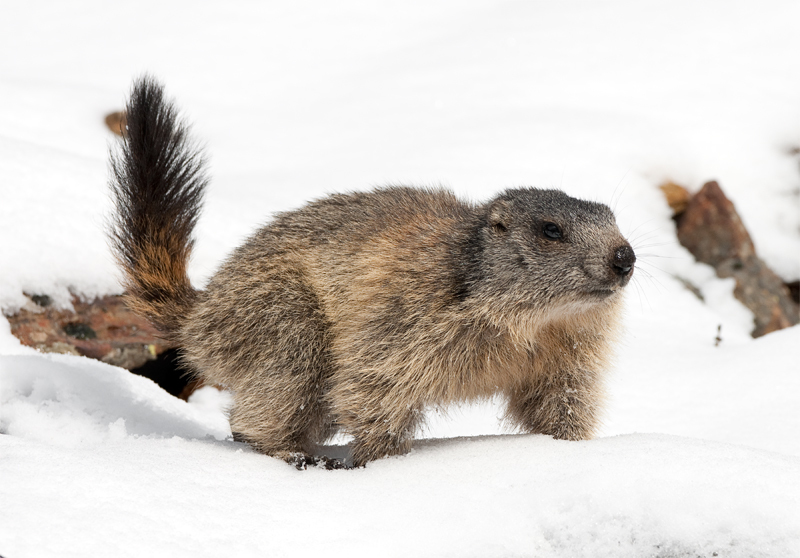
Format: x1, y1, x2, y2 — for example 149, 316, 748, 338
2, 418, 799, 557
0, 354, 230, 445
1, 1, 799, 556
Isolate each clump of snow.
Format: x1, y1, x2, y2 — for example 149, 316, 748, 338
0, 354, 230, 445
0, 317, 33, 355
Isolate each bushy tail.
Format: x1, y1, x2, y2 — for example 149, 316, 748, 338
108, 76, 207, 339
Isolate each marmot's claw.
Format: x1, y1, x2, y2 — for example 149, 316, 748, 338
287, 453, 349, 470
317, 456, 350, 470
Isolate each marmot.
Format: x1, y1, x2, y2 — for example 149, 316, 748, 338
109, 77, 635, 468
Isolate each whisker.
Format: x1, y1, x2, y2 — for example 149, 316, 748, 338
630, 277, 654, 312
637, 256, 679, 265
626, 219, 667, 239
610, 168, 632, 213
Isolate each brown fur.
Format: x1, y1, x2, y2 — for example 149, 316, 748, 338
110, 78, 636, 467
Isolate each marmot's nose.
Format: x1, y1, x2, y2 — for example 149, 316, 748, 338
612, 245, 636, 276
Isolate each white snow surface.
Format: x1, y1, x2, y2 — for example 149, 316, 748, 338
1, 1, 799, 557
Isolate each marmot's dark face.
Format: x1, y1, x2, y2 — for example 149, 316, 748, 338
482, 188, 635, 309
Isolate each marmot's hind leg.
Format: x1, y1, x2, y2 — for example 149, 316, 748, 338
228, 371, 333, 463
328, 374, 422, 467
192, 268, 336, 463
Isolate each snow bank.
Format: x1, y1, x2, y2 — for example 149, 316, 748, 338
0, 353, 230, 445
606, 295, 800, 456
2, 352, 799, 557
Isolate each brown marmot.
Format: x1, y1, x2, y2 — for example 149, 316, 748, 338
109, 77, 636, 468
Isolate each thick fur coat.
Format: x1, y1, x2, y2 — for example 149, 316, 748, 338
109, 78, 636, 467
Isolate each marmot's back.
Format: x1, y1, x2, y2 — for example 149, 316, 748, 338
206, 186, 477, 320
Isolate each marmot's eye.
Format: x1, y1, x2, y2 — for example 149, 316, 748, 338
543, 222, 562, 240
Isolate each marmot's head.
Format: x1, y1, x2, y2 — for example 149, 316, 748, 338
478, 188, 634, 313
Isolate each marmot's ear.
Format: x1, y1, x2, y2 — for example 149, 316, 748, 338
488, 199, 511, 233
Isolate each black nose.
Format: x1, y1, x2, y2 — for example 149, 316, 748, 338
612, 245, 636, 276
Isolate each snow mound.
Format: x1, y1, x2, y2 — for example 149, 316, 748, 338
1, 353, 798, 557
0, 353, 230, 445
